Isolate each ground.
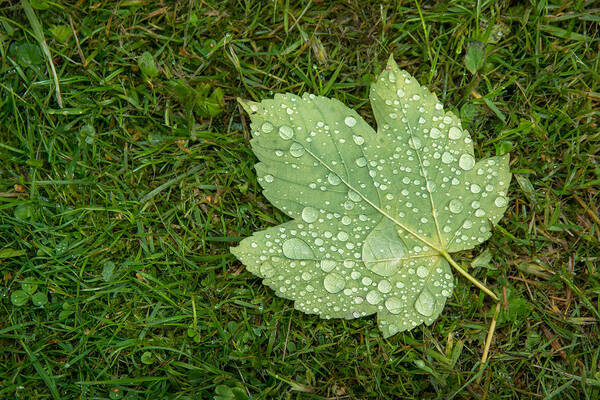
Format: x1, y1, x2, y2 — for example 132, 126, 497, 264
1, 1, 599, 399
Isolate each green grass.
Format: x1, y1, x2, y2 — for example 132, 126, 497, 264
1, 0, 599, 399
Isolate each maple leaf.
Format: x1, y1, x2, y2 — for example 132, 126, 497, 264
232, 56, 511, 337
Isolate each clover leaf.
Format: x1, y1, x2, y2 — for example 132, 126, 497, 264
232, 56, 511, 337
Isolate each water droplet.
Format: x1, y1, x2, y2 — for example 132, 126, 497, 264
344, 116, 357, 127
279, 125, 294, 140
377, 279, 392, 293
261, 122, 273, 133
430, 127, 441, 139
289, 142, 305, 157
302, 272, 311, 280
264, 175, 274, 183
348, 191, 361, 202
341, 216, 351, 225
385, 297, 402, 314
475, 209, 486, 217
388, 71, 396, 82
353, 135, 365, 145
495, 196, 507, 207
416, 265, 429, 278
448, 126, 462, 140
397, 89, 405, 97
351, 271, 361, 280
362, 277, 372, 285
282, 238, 314, 259
323, 272, 345, 293
337, 231, 349, 241
448, 199, 463, 214
366, 290, 382, 305
441, 152, 453, 164
414, 287, 435, 316
260, 262, 275, 278
355, 157, 367, 167
470, 184, 481, 193
458, 154, 475, 170
328, 173, 341, 186
320, 259, 336, 272
409, 136, 422, 149
301, 206, 318, 223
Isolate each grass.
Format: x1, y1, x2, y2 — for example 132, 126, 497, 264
1, 0, 599, 398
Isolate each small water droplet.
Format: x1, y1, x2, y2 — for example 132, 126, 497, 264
448, 199, 463, 214
409, 136, 422, 149
495, 196, 507, 207
430, 127, 441, 139
301, 206, 319, 223
260, 262, 275, 278
341, 216, 351, 225
458, 154, 475, 170
353, 135, 365, 145
344, 116, 357, 127
323, 272, 345, 293
388, 71, 396, 82
261, 122, 273, 133
414, 287, 435, 316
348, 191, 361, 202
264, 175, 274, 183
279, 125, 294, 140
448, 126, 462, 140
441, 152, 453, 164
289, 142, 305, 157
337, 231, 349, 241
470, 184, 481, 194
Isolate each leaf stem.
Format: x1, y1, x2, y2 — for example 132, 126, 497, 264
439, 250, 499, 302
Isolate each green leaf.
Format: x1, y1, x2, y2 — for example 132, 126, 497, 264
0, 248, 26, 259
232, 56, 511, 337
102, 261, 116, 282
465, 41, 485, 74
49, 25, 72, 44
21, 277, 38, 295
140, 351, 154, 365
11, 290, 30, 306
137, 51, 159, 79
31, 292, 48, 307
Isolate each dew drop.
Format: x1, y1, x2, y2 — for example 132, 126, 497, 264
458, 154, 475, 170
348, 190, 361, 202
289, 142, 305, 157
353, 135, 365, 145
448, 126, 462, 140
377, 279, 392, 293
470, 184, 481, 194
366, 290, 382, 305
344, 116, 357, 127
430, 127, 441, 139
337, 231, 349, 241
341, 216, 351, 225
388, 71, 396, 82
327, 173, 341, 186
441, 152, 453, 164
495, 196, 507, 207
264, 175, 274, 183
320, 259, 336, 272
355, 157, 367, 167
301, 206, 319, 223
414, 287, 435, 316
323, 272, 345, 293
260, 262, 275, 278
409, 136, 422, 149
416, 265, 429, 278
397, 89, 405, 97
448, 199, 463, 214
261, 122, 273, 133
282, 238, 314, 259
279, 125, 294, 140
385, 297, 402, 314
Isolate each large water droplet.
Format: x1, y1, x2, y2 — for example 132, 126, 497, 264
385, 297, 402, 314
320, 259, 336, 272
377, 279, 392, 293
344, 116, 357, 127
301, 206, 318, 223
279, 125, 294, 140
448, 199, 463, 214
458, 154, 475, 170
430, 127, 441, 139
260, 262, 275, 278
441, 152, 453, 164
261, 122, 273, 133
282, 238, 314, 259
416, 265, 429, 278
328, 173, 341, 185
348, 190, 361, 202
323, 272, 345, 293
495, 196, 507, 207
470, 184, 481, 193
263, 175, 274, 183
289, 142, 305, 157
337, 231, 349, 241
366, 290, 382, 305
448, 126, 462, 140
414, 287, 435, 316
355, 157, 367, 167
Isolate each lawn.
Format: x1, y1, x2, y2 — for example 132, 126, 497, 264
1, 0, 599, 399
